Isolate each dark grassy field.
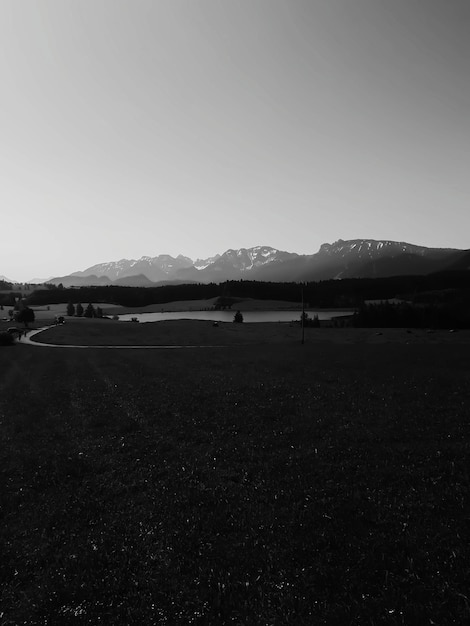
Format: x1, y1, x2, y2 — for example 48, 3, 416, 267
28, 318, 301, 346
24, 317, 470, 348
1, 325, 470, 624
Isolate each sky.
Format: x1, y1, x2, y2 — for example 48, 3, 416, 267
1, 0, 468, 282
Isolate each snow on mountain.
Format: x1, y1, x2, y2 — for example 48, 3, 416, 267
313, 239, 461, 280
207, 246, 295, 272
194, 254, 221, 270
72, 255, 194, 282
318, 239, 457, 259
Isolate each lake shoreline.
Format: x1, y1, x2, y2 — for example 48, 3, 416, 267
117, 309, 355, 324
23, 298, 356, 321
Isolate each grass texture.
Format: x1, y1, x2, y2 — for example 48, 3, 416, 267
1, 325, 470, 624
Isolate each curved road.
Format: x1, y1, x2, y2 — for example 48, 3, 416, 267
17, 326, 225, 349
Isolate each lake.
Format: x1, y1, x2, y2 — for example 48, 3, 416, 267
118, 310, 355, 323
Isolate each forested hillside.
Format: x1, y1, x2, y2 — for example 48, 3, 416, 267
17, 270, 470, 311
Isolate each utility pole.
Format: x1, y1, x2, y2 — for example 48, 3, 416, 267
301, 284, 305, 345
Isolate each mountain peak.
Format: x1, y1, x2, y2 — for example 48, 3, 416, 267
36, 240, 466, 287
319, 238, 416, 255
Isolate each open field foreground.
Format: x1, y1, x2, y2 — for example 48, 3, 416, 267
1, 332, 470, 624
29, 319, 303, 347
23, 317, 470, 348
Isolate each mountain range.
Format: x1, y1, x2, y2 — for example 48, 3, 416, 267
31, 239, 469, 287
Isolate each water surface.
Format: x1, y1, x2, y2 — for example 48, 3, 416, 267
118, 310, 354, 323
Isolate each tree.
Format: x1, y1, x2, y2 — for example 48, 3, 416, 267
96, 306, 103, 318
16, 307, 35, 328
300, 312, 320, 328
233, 310, 243, 323
84, 303, 96, 318
66, 301, 75, 317
76, 303, 84, 317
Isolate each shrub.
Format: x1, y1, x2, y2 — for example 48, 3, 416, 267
233, 310, 243, 323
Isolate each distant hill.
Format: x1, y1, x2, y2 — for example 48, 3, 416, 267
47, 274, 113, 288
26, 277, 54, 284
113, 273, 157, 287
40, 240, 468, 286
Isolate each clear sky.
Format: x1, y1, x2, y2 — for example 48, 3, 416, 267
1, 0, 468, 282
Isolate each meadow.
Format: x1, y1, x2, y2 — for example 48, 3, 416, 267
1, 321, 470, 624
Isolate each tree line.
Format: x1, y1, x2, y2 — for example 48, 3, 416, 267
24, 283, 221, 308
66, 302, 104, 318
20, 271, 469, 309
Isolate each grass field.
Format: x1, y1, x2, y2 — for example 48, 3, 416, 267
1, 324, 470, 624
21, 316, 470, 348
28, 318, 302, 347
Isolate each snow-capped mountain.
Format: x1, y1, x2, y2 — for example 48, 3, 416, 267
70, 254, 194, 283
42, 240, 467, 287
194, 254, 221, 271
214, 246, 297, 271
311, 239, 461, 280
177, 246, 299, 282
318, 239, 455, 260
65, 247, 298, 285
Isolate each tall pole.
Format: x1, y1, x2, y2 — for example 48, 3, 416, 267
301, 284, 305, 345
